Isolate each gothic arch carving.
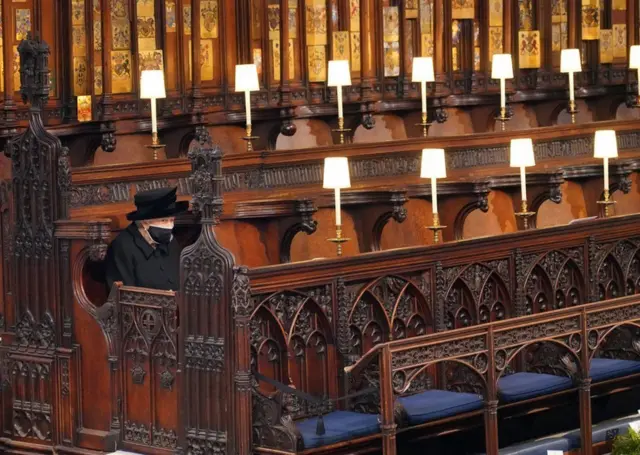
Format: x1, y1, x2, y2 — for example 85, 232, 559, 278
454, 192, 490, 240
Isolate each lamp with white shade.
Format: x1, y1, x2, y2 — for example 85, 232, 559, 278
328, 60, 352, 144
560, 49, 581, 118
594, 130, 618, 217
140, 69, 167, 160
510, 138, 536, 229
323, 157, 351, 255
421, 148, 447, 243
235, 64, 260, 151
491, 54, 514, 128
629, 45, 640, 106
412, 57, 435, 137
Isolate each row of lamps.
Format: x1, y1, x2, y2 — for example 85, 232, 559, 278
139, 45, 640, 153
323, 129, 619, 256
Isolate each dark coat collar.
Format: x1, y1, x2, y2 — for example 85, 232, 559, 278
126, 223, 155, 259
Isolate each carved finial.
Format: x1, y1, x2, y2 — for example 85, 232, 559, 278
187, 139, 223, 223
18, 34, 51, 110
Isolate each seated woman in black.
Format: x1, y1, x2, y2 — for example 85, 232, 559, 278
105, 187, 188, 291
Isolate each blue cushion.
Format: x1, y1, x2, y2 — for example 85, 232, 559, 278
396, 389, 484, 426
589, 358, 640, 383
296, 411, 380, 449
498, 372, 573, 402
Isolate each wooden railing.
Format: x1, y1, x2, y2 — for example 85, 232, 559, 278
345, 294, 640, 455
247, 213, 640, 450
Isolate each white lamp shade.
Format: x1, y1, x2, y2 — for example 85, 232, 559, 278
140, 70, 166, 99
594, 130, 618, 158
491, 54, 514, 79
235, 64, 260, 92
510, 138, 536, 168
630, 45, 640, 69
420, 149, 447, 179
323, 157, 351, 189
561, 49, 581, 73
412, 57, 435, 83
328, 60, 352, 87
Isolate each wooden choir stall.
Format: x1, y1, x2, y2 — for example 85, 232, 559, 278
6, 0, 640, 453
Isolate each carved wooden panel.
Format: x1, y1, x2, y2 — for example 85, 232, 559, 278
119, 288, 178, 451
593, 238, 640, 301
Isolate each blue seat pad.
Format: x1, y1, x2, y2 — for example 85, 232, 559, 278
296, 411, 380, 449
589, 357, 640, 383
498, 372, 572, 402
396, 389, 484, 426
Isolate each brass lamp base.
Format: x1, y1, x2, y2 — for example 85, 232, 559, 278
242, 125, 259, 152
427, 213, 446, 243
515, 200, 536, 230
568, 100, 578, 124
327, 225, 350, 257
415, 113, 431, 137
597, 190, 616, 218
145, 132, 165, 160
331, 118, 351, 145
494, 107, 510, 131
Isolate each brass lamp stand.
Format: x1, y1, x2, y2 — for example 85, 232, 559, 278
145, 132, 165, 160
332, 118, 351, 145
515, 200, 536, 230
416, 112, 431, 137
242, 125, 259, 152
427, 213, 446, 243
597, 190, 616, 218
328, 225, 350, 256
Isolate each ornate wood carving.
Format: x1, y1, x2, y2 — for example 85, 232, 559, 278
178, 137, 243, 454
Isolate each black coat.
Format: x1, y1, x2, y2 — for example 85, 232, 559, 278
105, 223, 181, 291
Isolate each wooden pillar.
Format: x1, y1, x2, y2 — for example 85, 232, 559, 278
2, 0, 15, 125
236, 0, 251, 64
380, 346, 397, 455
191, 0, 203, 111
434, 0, 445, 75
568, 0, 578, 48
628, 0, 637, 46
579, 310, 593, 455
503, 0, 513, 54
360, 0, 376, 96
224, 0, 238, 86
99, 0, 116, 151
232, 269, 253, 455
100, 0, 113, 111
281, 0, 291, 101
484, 327, 499, 455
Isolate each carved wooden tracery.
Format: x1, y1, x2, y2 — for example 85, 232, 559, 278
593, 239, 640, 301
443, 261, 511, 329
520, 248, 585, 315
348, 275, 433, 357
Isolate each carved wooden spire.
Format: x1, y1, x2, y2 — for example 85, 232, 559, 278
178, 138, 251, 454
17, 33, 51, 111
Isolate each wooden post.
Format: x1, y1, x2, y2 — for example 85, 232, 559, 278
192, 0, 203, 112
380, 346, 397, 455
568, 0, 578, 48
579, 309, 593, 454
99, 0, 116, 151
232, 268, 253, 455
484, 326, 499, 455
1, 0, 15, 127
360, 0, 376, 98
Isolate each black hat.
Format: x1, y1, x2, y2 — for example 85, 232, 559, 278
126, 187, 189, 221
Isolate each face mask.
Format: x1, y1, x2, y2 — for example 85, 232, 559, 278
148, 226, 173, 245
